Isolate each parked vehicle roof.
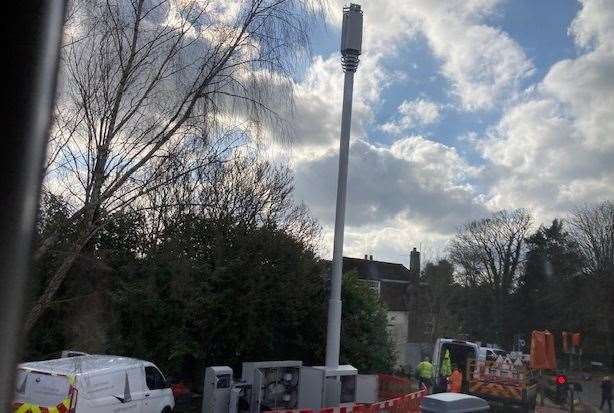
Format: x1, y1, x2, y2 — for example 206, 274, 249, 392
421, 393, 490, 412
438, 338, 479, 346
19, 355, 146, 376
479, 346, 506, 354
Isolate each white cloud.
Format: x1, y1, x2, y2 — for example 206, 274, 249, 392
278, 0, 532, 155
569, 0, 614, 51
480, 0, 614, 221
263, 52, 388, 161
292, 137, 487, 259
324, 0, 533, 111
541, 51, 614, 150
271, 1, 614, 262
323, 216, 451, 266
381, 98, 441, 134
390, 136, 481, 185
413, 1, 534, 110
267, 1, 534, 261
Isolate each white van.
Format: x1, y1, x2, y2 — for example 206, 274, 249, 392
432, 338, 481, 392
432, 339, 506, 379
14, 355, 175, 413
477, 346, 507, 362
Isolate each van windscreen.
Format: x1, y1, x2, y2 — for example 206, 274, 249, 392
14, 370, 70, 407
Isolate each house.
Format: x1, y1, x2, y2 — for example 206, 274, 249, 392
341, 248, 429, 370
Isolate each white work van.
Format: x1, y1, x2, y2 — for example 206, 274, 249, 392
477, 346, 506, 362
433, 339, 505, 381
14, 355, 175, 413
432, 338, 480, 392
432, 338, 537, 410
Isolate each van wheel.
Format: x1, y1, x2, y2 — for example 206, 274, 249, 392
162, 407, 172, 413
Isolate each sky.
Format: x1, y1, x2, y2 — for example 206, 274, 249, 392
263, 0, 614, 267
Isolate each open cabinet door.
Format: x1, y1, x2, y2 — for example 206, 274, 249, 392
252, 369, 264, 413
432, 339, 443, 379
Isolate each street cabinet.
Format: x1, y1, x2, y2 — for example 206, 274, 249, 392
299, 365, 357, 409
203, 366, 234, 413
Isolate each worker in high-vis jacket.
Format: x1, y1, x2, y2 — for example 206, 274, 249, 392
416, 357, 434, 392
449, 366, 463, 393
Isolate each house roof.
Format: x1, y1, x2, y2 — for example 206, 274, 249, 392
324, 256, 417, 312
342, 257, 414, 282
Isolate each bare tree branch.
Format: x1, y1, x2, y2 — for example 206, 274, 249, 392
449, 209, 533, 340
29, 0, 320, 332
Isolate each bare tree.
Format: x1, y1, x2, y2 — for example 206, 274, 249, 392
449, 209, 532, 340
568, 201, 614, 275
422, 259, 458, 342
568, 200, 614, 368
28, 0, 319, 333
138, 153, 321, 249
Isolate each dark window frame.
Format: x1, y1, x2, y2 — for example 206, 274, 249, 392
145, 366, 168, 390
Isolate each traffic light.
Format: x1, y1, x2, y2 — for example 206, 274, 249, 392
555, 374, 568, 405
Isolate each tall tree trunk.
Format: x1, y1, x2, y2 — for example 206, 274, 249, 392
495, 287, 504, 343
608, 280, 614, 370
24, 229, 92, 334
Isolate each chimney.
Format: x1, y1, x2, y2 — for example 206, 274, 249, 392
369, 255, 373, 261
410, 247, 420, 276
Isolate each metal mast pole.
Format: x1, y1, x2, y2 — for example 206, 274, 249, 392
325, 3, 363, 369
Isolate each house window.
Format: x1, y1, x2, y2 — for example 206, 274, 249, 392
360, 279, 381, 296
424, 320, 434, 336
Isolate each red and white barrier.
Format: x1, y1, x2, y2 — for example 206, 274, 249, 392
264, 389, 426, 413
376, 374, 413, 401
265, 405, 361, 413
363, 389, 426, 413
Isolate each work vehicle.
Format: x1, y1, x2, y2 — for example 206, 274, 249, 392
433, 339, 516, 381
432, 338, 481, 392
432, 338, 537, 411
13, 354, 174, 413
466, 355, 538, 411
420, 392, 489, 412
477, 347, 506, 362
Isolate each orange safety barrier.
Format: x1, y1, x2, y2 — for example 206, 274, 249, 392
530, 330, 557, 370
571, 332, 581, 347
265, 407, 358, 413
365, 389, 426, 413
264, 389, 426, 413
377, 374, 413, 400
